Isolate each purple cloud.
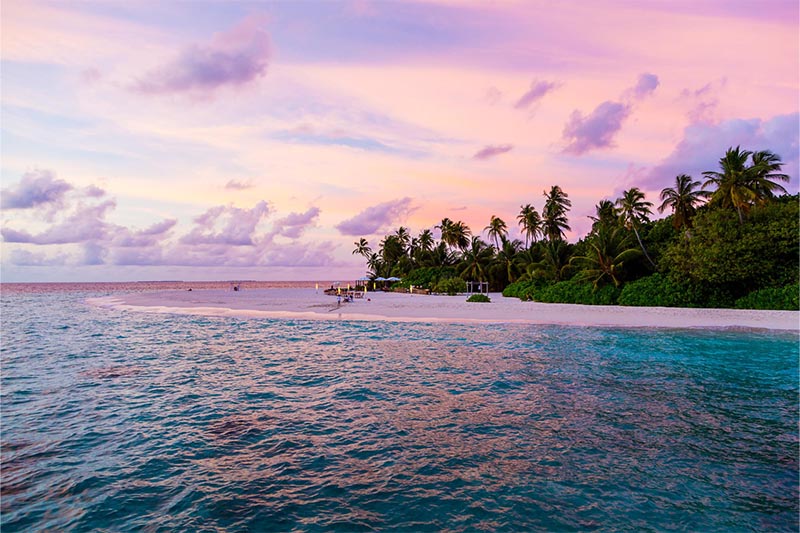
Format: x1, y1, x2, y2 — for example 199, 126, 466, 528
224, 179, 254, 190
630, 73, 659, 99
562, 101, 631, 155
643, 113, 799, 192
335, 197, 415, 236
273, 207, 321, 239
9, 249, 69, 266
1, 170, 73, 209
679, 79, 726, 123
563, 73, 659, 156
133, 14, 270, 95
180, 201, 270, 245
514, 80, 559, 109
1, 200, 116, 244
112, 219, 177, 247
473, 144, 513, 160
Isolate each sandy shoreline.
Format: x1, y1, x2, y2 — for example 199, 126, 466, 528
87, 288, 800, 332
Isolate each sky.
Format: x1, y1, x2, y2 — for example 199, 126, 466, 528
1, 0, 798, 282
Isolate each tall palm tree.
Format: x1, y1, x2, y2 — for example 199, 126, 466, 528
450, 221, 472, 251
394, 226, 411, 248
658, 174, 709, 229
417, 229, 435, 252
484, 215, 508, 249
352, 237, 372, 258
570, 225, 641, 287
616, 187, 655, 267
459, 237, 494, 281
517, 204, 542, 247
702, 146, 755, 224
542, 185, 571, 242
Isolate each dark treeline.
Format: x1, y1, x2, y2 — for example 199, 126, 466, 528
354, 146, 799, 310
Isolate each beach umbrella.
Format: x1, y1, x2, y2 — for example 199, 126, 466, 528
375, 277, 387, 281
387, 276, 401, 281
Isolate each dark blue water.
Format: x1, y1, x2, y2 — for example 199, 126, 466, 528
2, 287, 798, 531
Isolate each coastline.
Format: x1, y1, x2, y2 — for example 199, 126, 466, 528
88, 288, 800, 332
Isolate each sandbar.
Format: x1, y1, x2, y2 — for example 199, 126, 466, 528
88, 288, 800, 332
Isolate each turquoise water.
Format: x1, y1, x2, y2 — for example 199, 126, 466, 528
2, 285, 798, 531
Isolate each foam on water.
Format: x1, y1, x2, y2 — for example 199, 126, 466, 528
2, 287, 798, 531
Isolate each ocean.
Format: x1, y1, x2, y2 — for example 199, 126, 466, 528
2, 282, 798, 531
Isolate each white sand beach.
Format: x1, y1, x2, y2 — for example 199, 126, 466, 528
89, 288, 800, 331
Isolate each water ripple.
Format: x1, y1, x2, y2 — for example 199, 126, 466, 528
1, 291, 798, 531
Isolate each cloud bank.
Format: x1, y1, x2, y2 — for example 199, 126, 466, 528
2, 171, 331, 268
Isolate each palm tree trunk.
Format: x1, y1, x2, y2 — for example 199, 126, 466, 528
633, 226, 656, 267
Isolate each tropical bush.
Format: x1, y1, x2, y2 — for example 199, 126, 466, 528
617, 273, 734, 308
734, 284, 799, 310
534, 280, 620, 305
396, 266, 457, 289
466, 294, 491, 303
434, 277, 467, 295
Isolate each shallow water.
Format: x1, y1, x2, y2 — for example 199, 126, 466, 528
2, 285, 798, 531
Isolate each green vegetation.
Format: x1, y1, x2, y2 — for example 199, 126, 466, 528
466, 294, 491, 303
354, 146, 798, 310
434, 277, 466, 295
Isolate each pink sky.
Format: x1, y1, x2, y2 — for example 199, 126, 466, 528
1, 0, 798, 282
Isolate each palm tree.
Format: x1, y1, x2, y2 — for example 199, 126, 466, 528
658, 174, 708, 229
589, 200, 619, 232
493, 238, 523, 284
702, 146, 754, 224
459, 237, 494, 281
542, 185, 571, 242
352, 237, 372, 258
570, 225, 641, 287
484, 215, 508, 249
517, 204, 542, 247
616, 187, 655, 267
417, 229, 435, 252
749, 150, 789, 202
437, 218, 471, 251
366, 253, 384, 277
529, 239, 571, 282
394, 226, 411, 248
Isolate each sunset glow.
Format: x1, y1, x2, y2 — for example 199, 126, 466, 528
2, 0, 797, 281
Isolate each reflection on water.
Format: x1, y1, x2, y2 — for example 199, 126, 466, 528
1, 288, 798, 531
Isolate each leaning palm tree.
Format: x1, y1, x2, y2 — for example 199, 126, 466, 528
570, 225, 641, 287
484, 215, 508, 249
616, 187, 655, 267
352, 237, 372, 258
517, 204, 542, 247
658, 174, 709, 229
542, 185, 572, 242
749, 150, 789, 202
